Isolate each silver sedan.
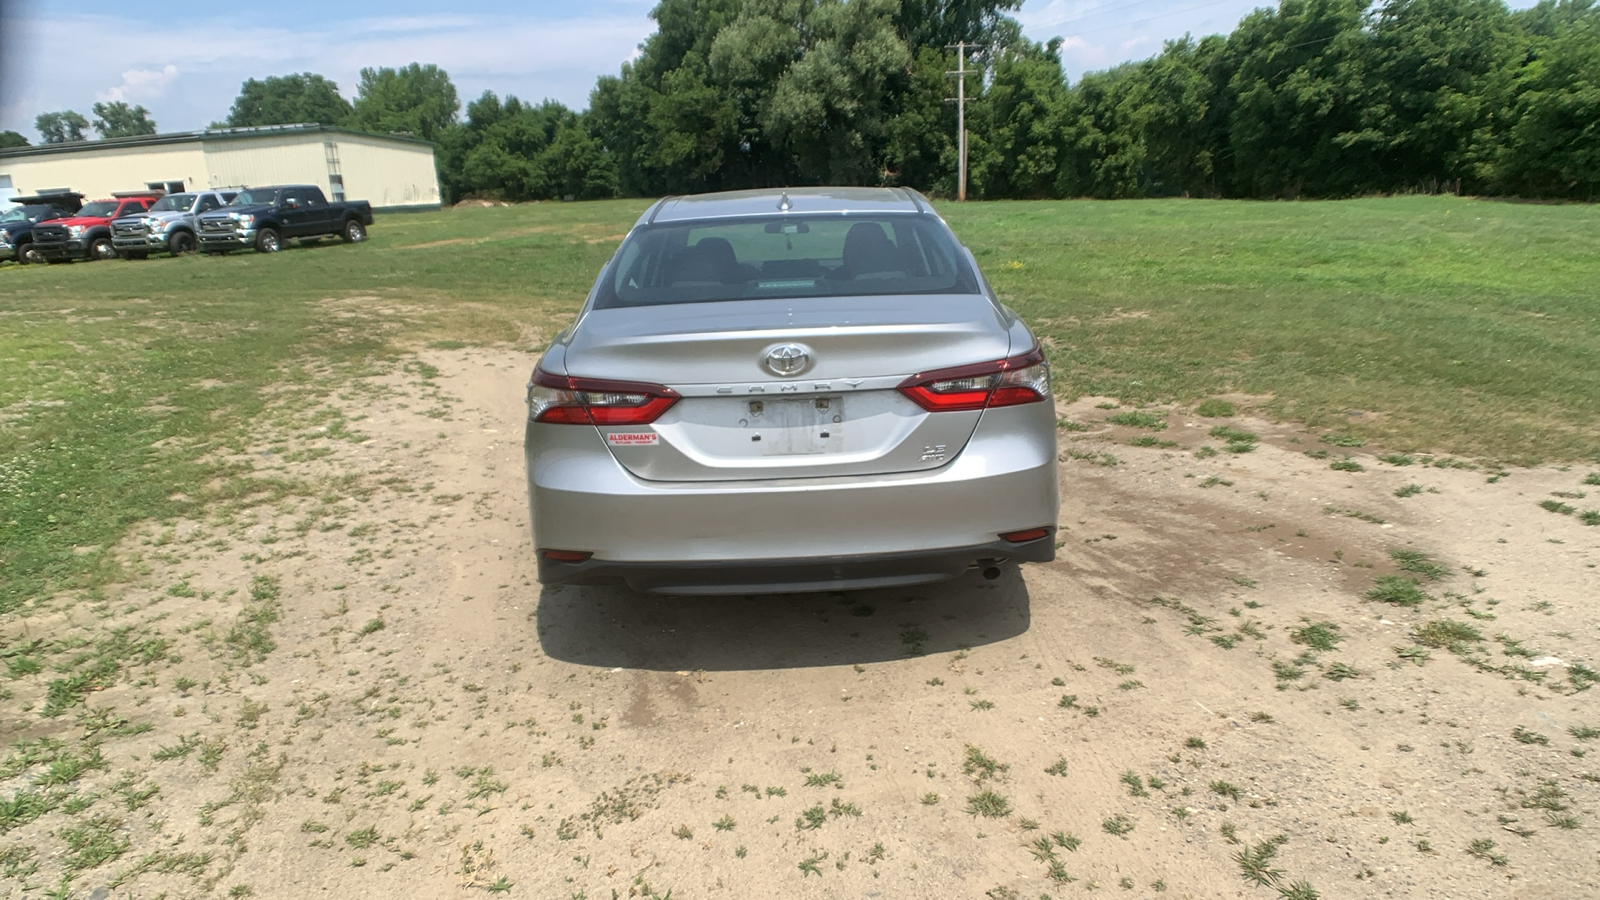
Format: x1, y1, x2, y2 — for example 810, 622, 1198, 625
524, 187, 1058, 594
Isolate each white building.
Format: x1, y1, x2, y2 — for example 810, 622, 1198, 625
0, 124, 440, 211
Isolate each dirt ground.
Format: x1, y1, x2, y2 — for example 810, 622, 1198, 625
4, 346, 1597, 899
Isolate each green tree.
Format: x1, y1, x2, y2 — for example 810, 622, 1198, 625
0, 130, 28, 148
437, 92, 617, 202
763, 0, 911, 184
36, 111, 89, 144
91, 101, 157, 138
349, 63, 460, 141
1124, 36, 1226, 196
1221, 0, 1368, 197
1338, 0, 1518, 192
226, 73, 353, 127
1057, 64, 1148, 198
1486, 2, 1600, 197
971, 40, 1071, 198
894, 0, 1024, 47
882, 46, 960, 193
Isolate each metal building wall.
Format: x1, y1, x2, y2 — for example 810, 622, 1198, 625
0, 128, 441, 212
202, 136, 329, 195
0, 143, 207, 200
329, 135, 441, 211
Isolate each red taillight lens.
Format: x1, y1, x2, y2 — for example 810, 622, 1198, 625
541, 549, 593, 562
898, 346, 1051, 412
527, 368, 680, 426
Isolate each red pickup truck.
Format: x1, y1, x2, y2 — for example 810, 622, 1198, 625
30, 192, 164, 262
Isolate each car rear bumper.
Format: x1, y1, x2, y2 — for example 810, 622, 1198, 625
537, 534, 1055, 594
525, 402, 1059, 594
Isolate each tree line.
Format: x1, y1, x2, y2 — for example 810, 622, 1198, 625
10, 0, 1598, 201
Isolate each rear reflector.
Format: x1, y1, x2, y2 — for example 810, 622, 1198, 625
540, 549, 593, 562
1000, 528, 1051, 543
527, 368, 680, 426
899, 346, 1050, 412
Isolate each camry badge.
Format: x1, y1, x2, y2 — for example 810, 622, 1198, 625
763, 344, 811, 377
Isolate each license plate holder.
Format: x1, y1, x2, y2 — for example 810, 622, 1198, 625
751, 396, 843, 456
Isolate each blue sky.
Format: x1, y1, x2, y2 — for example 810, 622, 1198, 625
0, 0, 1536, 140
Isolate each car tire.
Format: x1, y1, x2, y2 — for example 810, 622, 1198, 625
89, 237, 116, 261
341, 219, 366, 243
255, 227, 281, 253
18, 244, 40, 265
168, 231, 195, 256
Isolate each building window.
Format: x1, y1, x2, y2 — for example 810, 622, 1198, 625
329, 174, 345, 202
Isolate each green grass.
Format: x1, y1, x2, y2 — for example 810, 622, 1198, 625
3, 196, 1598, 622
947, 198, 1600, 463
1413, 620, 1483, 650
1389, 548, 1449, 581
0, 201, 638, 618
1366, 576, 1428, 607
1289, 621, 1343, 652
1105, 410, 1167, 429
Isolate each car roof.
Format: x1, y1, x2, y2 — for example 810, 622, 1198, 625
645, 187, 931, 224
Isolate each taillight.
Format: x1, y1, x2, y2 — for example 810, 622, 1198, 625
526, 368, 680, 426
898, 346, 1050, 412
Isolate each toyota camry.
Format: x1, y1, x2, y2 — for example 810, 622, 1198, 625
524, 187, 1058, 594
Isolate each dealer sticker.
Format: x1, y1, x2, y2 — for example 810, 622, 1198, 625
606, 432, 659, 447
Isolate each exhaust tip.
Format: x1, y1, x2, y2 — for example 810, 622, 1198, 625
982, 566, 1002, 581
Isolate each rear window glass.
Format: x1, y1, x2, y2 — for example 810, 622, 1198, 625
595, 215, 977, 309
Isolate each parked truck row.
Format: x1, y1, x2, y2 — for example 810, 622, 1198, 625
0, 184, 373, 264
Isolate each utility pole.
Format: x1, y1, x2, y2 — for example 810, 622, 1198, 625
945, 42, 981, 202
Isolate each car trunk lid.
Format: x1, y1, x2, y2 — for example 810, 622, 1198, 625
560, 295, 1012, 482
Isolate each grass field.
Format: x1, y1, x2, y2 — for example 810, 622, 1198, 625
1, 195, 1598, 896
1, 196, 1597, 617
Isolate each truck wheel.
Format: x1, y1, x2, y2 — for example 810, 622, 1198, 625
18, 244, 41, 265
255, 228, 282, 253
341, 219, 367, 243
168, 232, 195, 255
89, 237, 117, 261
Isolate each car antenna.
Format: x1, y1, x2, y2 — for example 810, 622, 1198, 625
777, 192, 791, 212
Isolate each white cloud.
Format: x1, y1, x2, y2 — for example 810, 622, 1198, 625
0, 11, 654, 137
98, 64, 179, 103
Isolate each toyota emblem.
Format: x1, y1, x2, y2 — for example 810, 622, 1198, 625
763, 343, 811, 376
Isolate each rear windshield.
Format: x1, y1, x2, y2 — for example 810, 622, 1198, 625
78, 201, 118, 217
594, 214, 978, 309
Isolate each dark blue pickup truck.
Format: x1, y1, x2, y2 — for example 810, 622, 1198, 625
195, 184, 373, 254
0, 191, 84, 264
